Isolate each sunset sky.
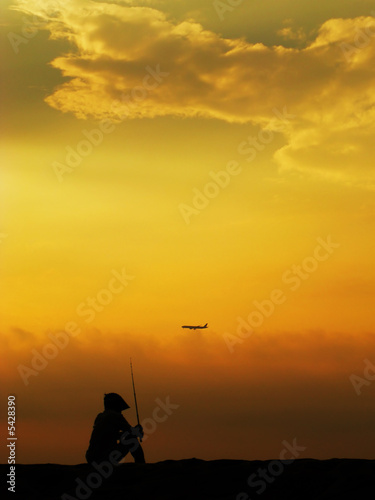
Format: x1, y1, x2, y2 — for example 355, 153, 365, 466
1, 0, 375, 464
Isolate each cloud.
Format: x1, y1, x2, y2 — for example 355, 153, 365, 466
12, 0, 375, 185
4, 325, 375, 462
277, 26, 306, 42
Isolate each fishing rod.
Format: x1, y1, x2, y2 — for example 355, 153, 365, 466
130, 358, 142, 442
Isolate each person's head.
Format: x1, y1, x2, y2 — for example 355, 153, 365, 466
104, 393, 130, 413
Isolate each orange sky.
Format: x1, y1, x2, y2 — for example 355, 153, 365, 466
1, 0, 375, 464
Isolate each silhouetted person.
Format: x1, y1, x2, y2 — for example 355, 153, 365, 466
86, 393, 145, 465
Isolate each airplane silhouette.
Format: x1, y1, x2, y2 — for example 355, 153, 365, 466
181, 323, 208, 330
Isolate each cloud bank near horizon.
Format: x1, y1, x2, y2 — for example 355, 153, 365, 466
2, 326, 374, 462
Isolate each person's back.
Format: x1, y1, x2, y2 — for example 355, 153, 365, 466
86, 393, 145, 465
86, 408, 132, 463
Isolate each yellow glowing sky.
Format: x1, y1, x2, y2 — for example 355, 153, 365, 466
1, 0, 375, 464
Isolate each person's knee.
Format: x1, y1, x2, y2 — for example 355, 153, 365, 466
85, 450, 92, 464
120, 432, 139, 453
132, 445, 145, 464
113, 444, 129, 461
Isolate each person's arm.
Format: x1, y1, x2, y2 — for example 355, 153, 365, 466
131, 424, 144, 439
119, 414, 132, 433
121, 415, 144, 439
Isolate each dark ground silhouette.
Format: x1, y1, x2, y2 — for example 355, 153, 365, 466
3, 457, 375, 499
